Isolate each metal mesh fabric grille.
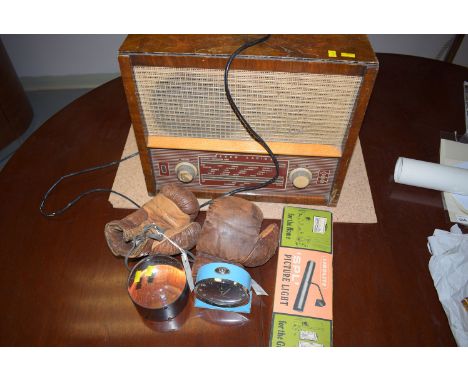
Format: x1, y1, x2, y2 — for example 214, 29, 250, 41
133, 66, 362, 147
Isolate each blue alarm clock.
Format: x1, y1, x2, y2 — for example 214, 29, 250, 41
194, 262, 252, 313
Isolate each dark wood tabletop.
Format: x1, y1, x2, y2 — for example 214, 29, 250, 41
0, 53, 466, 346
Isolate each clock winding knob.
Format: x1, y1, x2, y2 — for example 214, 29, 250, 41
289, 168, 313, 189
175, 162, 198, 183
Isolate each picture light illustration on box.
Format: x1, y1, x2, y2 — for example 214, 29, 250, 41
293, 260, 326, 312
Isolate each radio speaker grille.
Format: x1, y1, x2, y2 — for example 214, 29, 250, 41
133, 66, 363, 149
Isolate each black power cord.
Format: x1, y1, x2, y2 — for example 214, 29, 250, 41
200, 34, 279, 208
41, 35, 278, 216
40, 152, 141, 217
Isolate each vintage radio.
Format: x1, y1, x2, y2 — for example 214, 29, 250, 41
118, 35, 378, 206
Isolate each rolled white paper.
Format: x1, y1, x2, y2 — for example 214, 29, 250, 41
394, 157, 468, 196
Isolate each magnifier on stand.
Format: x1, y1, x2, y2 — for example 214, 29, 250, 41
293, 260, 326, 311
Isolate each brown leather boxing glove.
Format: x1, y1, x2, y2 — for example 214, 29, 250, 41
105, 183, 201, 258
196, 196, 279, 267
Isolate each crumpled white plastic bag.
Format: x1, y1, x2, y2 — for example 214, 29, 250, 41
427, 225, 468, 346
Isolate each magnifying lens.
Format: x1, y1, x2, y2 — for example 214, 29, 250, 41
127, 255, 189, 321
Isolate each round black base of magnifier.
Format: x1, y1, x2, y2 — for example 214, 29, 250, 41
134, 283, 189, 322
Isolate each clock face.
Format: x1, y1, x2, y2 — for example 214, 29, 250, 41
194, 278, 250, 308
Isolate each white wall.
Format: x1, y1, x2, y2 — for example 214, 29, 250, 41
368, 34, 468, 65
1, 34, 126, 77
1, 34, 466, 88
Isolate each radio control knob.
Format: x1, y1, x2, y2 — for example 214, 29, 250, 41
289, 168, 312, 189
175, 162, 198, 183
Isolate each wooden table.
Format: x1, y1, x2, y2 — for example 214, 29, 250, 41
0, 54, 466, 346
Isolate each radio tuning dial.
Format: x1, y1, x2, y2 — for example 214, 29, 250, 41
175, 162, 198, 183
289, 168, 313, 189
